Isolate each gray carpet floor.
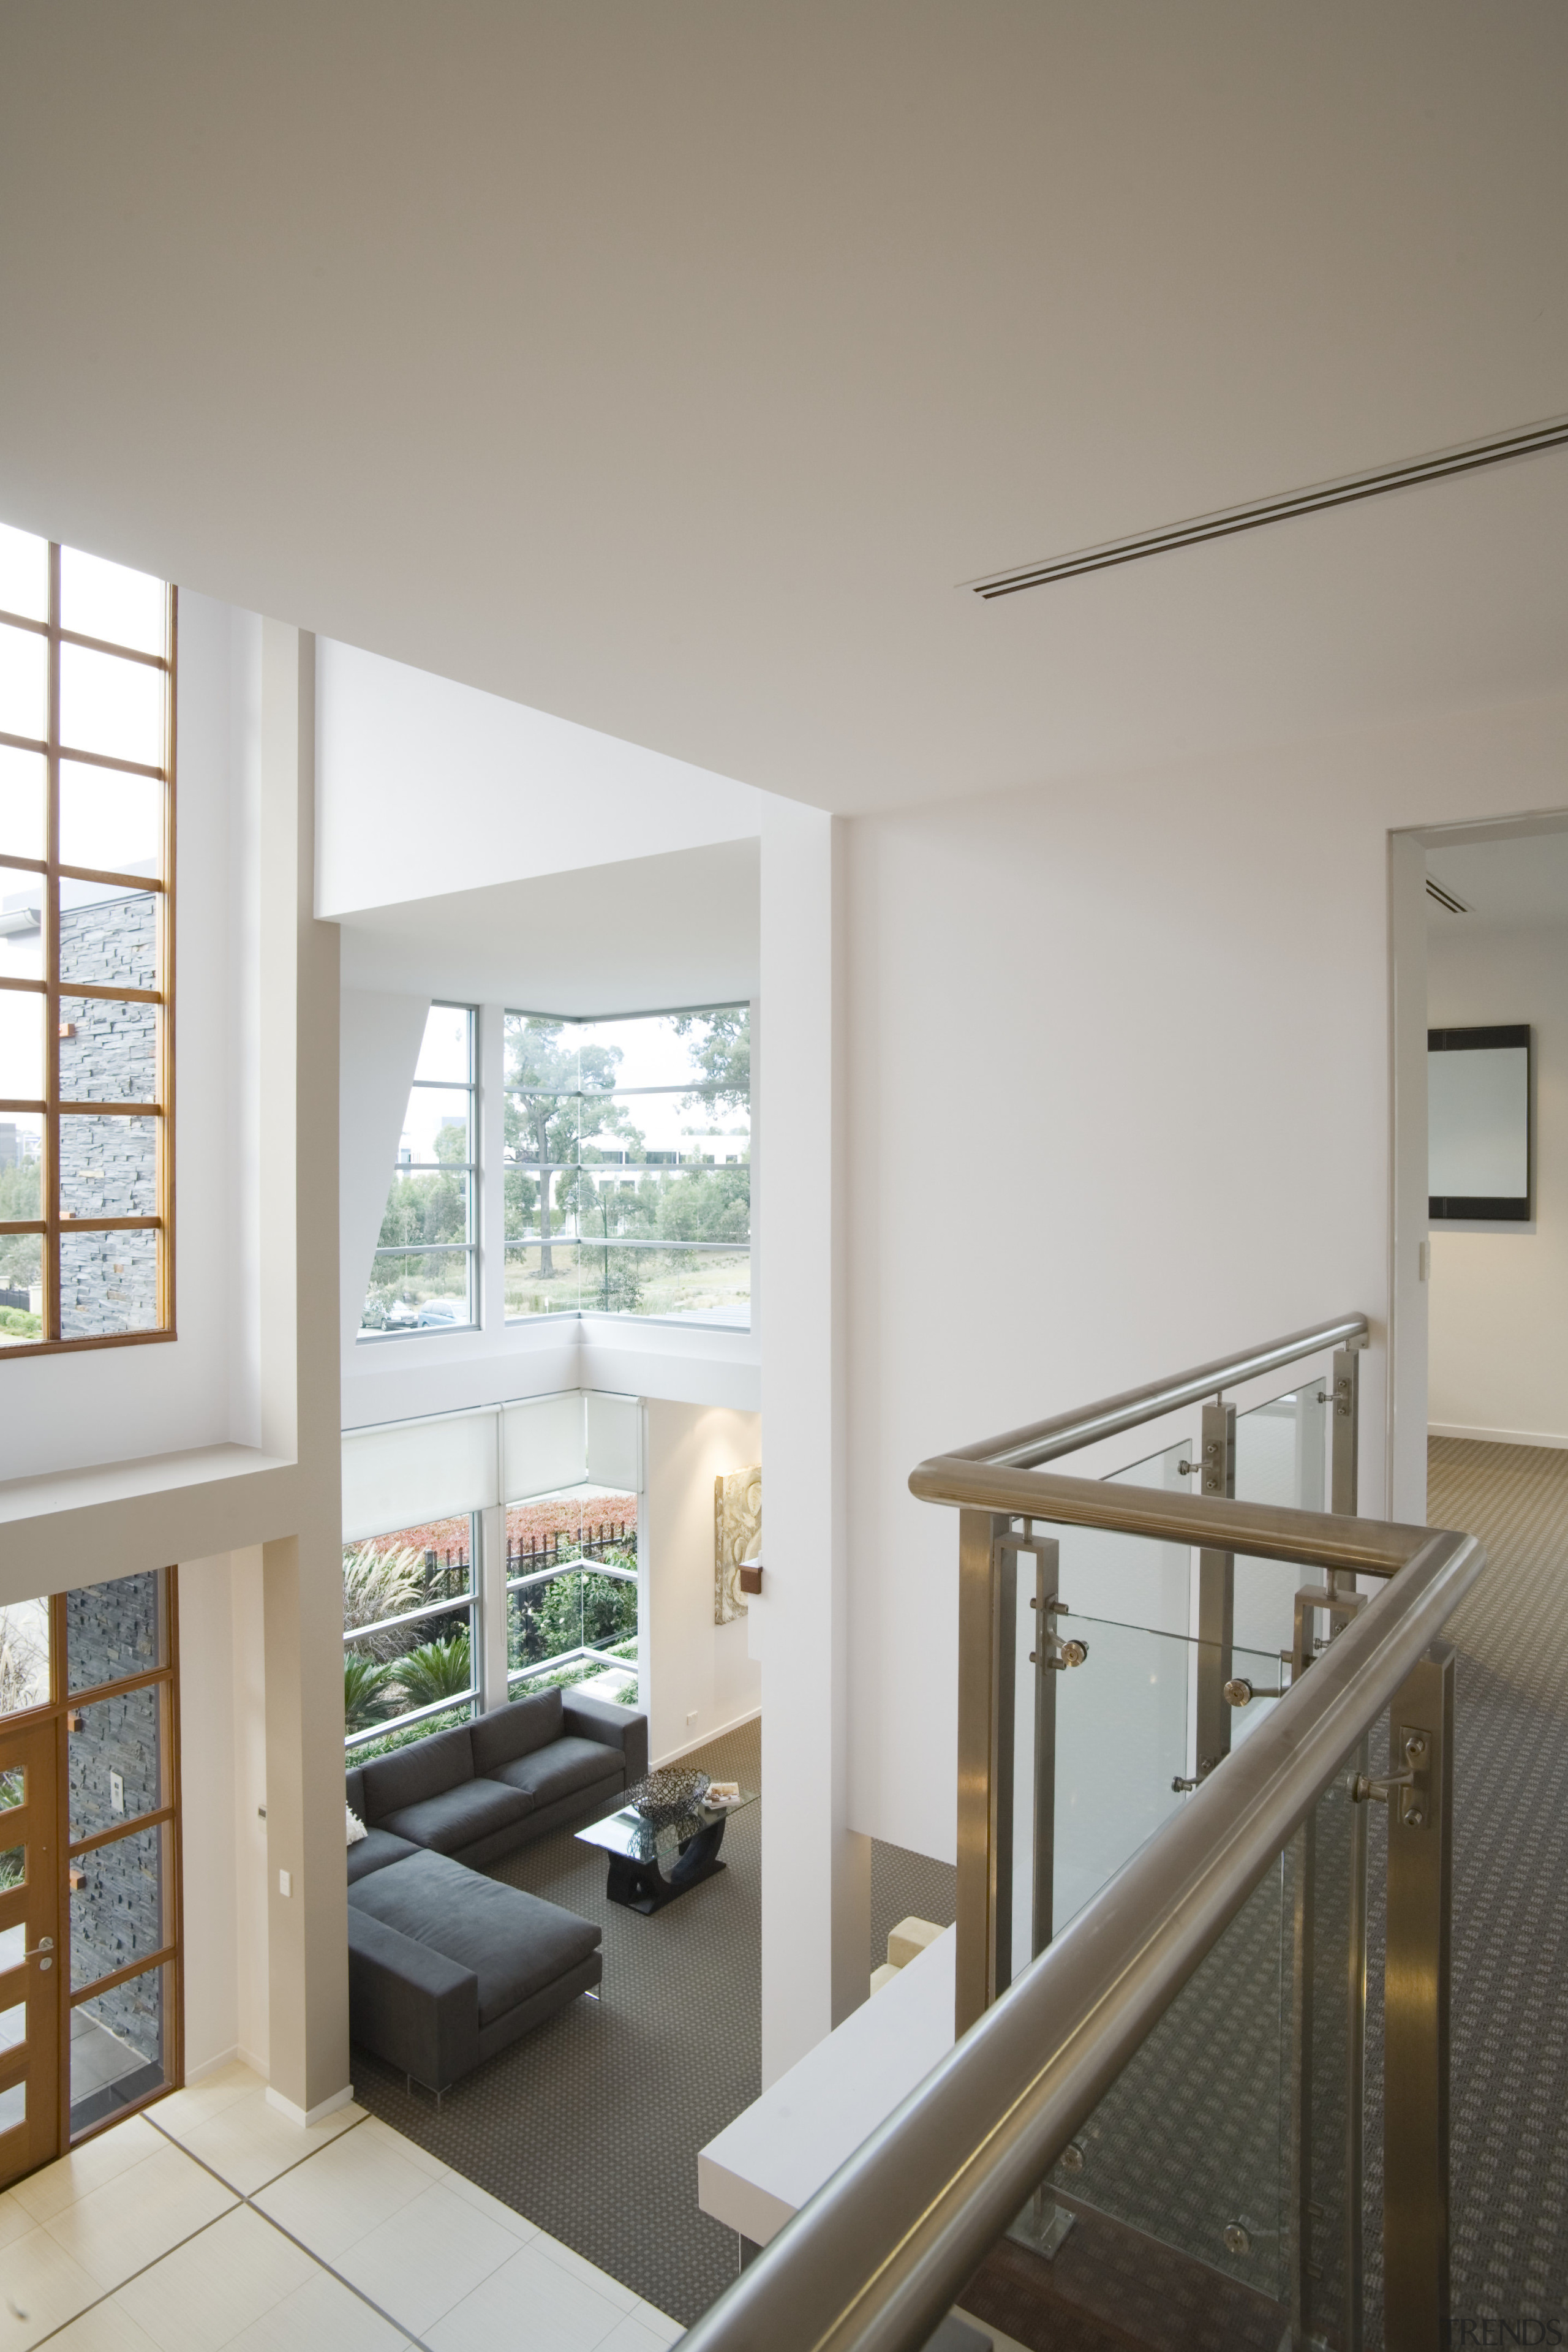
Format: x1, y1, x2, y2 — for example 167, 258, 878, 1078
1401, 1436, 1568, 2337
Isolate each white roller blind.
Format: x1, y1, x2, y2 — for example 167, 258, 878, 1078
586, 1391, 642, 1493
502, 1393, 586, 1501
342, 1411, 499, 1542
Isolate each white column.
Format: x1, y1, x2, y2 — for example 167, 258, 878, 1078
1387, 830, 1431, 1525
752, 799, 869, 2086
257, 622, 351, 2122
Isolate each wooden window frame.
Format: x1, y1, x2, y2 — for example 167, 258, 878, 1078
0, 546, 176, 1357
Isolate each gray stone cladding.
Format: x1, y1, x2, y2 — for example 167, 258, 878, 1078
56, 892, 159, 1338
66, 1574, 167, 2067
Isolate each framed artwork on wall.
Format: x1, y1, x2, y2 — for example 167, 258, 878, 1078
1428, 1024, 1532, 1221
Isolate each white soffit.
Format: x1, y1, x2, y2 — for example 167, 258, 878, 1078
336, 840, 760, 1013
3, 7, 1568, 810
1426, 827, 1568, 930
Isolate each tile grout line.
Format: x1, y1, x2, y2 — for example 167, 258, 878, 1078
18, 2105, 428, 2352
139, 2105, 437, 2350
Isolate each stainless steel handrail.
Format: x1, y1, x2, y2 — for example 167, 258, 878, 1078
951, 1311, 1368, 1471
681, 1520, 1483, 2352
908, 1460, 1415, 1577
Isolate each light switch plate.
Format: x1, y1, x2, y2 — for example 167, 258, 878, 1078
109, 1770, 124, 1816
279, 1869, 292, 1897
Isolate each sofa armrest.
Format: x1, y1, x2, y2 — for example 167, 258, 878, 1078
347, 1909, 480, 2091
563, 1692, 648, 1787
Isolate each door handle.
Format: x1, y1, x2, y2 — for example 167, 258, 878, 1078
24, 1937, 53, 1967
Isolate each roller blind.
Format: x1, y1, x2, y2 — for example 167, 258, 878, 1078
586, 1391, 641, 1492
502, 1393, 587, 1501
342, 1410, 499, 1543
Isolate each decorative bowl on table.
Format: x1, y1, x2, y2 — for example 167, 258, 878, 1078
627, 1768, 710, 1827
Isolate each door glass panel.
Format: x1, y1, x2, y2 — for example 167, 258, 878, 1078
0, 2081, 23, 2132
0, 1599, 50, 1717
0, 1925, 23, 1970
0, 2002, 23, 2053
0, 1846, 22, 1892
70, 1821, 168, 1991
0, 1770, 23, 1811
67, 1570, 167, 1695
68, 1684, 163, 1840
70, 1959, 169, 2136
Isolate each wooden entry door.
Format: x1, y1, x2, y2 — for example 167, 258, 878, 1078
0, 1717, 61, 2189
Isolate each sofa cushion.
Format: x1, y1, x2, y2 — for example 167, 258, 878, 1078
359, 1724, 475, 1825
345, 1766, 367, 1821
470, 1690, 564, 1774
487, 1735, 623, 1811
348, 1848, 601, 2027
377, 1776, 535, 1856
347, 1826, 420, 1884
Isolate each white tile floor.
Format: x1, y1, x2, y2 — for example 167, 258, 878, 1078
0, 2066, 682, 2352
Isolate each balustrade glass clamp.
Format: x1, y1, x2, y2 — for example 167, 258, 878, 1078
1172, 1757, 1222, 1792
1348, 1730, 1431, 1825
1031, 1633, 1088, 1671
1223, 1677, 1286, 1706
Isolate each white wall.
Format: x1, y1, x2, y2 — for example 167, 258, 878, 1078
0, 593, 264, 1481
316, 638, 760, 918
178, 1554, 238, 2078
1428, 916, 1568, 1444
821, 690, 1568, 1879
644, 1400, 763, 1765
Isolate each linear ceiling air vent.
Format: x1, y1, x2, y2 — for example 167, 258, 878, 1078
967, 413, 1568, 600
1425, 878, 1472, 916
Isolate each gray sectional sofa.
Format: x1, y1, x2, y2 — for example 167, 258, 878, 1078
345, 1685, 647, 2095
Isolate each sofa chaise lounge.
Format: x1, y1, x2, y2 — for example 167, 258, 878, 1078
344, 1685, 647, 2093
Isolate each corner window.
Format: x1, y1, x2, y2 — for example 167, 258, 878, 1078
503, 1003, 750, 1327
360, 1003, 477, 1338
0, 529, 175, 1356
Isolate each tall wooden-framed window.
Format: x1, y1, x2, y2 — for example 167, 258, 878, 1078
0, 527, 175, 1356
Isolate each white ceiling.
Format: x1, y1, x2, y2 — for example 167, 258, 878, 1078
337, 840, 760, 1012
3, 6, 1567, 813
1427, 827, 1568, 929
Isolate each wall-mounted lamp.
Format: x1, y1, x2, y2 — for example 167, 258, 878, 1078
737, 1560, 764, 1596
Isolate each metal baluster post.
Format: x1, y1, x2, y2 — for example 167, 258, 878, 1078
956, 1508, 1013, 2038
1194, 1401, 1237, 1781
1381, 1642, 1454, 2351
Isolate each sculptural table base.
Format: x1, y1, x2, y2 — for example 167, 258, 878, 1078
602, 1816, 729, 1914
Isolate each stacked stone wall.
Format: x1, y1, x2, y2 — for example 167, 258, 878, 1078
57, 894, 159, 1338
65, 1575, 167, 2065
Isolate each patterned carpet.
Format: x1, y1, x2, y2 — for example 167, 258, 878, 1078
1403, 1436, 1568, 2337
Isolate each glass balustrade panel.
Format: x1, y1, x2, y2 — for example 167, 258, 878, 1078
963, 1732, 1366, 2352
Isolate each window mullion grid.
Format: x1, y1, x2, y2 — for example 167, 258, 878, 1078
158, 586, 176, 1333
44, 542, 61, 1344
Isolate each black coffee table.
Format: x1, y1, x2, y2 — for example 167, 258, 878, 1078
574, 1788, 759, 1913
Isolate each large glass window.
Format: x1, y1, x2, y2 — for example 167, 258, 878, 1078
504, 1486, 638, 1705
0, 527, 175, 1355
342, 1513, 479, 1757
503, 1003, 749, 1326
360, 1003, 477, 1338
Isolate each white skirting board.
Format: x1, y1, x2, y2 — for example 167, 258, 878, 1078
1430, 1423, 1568, 1452
653, 1705, 761, 1770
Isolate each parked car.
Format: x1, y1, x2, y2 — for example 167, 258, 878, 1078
417, 1298, 464, 1327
